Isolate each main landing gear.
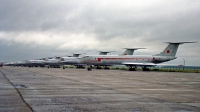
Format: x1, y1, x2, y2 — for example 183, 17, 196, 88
129, 66, 136, 71
96, 66, 110, 69
104, 66, 109, 69
76, 65, 85, 69
142, 67, 150, 71
63, 65, 65, 69
96, 66, 101, 69
128, 66, 150, 71
87, 65, 92, 71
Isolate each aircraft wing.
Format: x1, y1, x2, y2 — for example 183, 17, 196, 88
121, 62, 156, 67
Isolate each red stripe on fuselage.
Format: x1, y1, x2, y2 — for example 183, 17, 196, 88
96, 58, 153, 61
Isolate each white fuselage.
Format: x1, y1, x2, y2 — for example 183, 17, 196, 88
60, 57, 80, 65
26, 59, 45, 67
80, 55, 176, 66
44, 58, 61, 66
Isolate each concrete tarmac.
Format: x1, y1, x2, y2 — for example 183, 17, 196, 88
0, 66, 200, 112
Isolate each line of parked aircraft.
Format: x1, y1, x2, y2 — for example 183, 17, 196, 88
3, 41, 197, 71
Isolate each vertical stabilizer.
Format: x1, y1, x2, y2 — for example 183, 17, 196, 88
156, 42, 197, 57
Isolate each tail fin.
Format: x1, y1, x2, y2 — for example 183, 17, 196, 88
122, 48, 146, 55
156, 41, 197, 57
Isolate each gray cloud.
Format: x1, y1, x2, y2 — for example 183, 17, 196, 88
0, 0, 200, 65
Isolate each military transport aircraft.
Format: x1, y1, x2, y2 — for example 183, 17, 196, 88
4, 62, 15, 66
80, 42, 197, 71
60, 53, 85, 69
26, 58, 46, 67
4, 61, 27, 67
95, 48, 146, 69
60, 49, 145, 69
13, 61, 27, 67
44, 56, 62, 68
60, 52, 115, 69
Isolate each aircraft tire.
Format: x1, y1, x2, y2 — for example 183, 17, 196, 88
96, 66, 101, 69
104, 66, 109, 69
87, 68, 91, 71
129, 68, 136, 71
142, 68, 150, 71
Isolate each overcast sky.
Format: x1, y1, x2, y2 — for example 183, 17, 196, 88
0, 0, 200, 66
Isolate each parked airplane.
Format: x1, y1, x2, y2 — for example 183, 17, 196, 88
60, 53, 85, 69
13, 61, 27, 67
80, 42, 197, 71
26, 59, 46, 67
60, 51, 118, 69
44, 57, 62, 68
4, 61, 26, 67
60, 49, 143, 69
94, 48, 146, 69
4, 62, 14, 66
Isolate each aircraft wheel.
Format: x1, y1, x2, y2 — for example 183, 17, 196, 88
87, 68, 91, 71
142, 68, 150, 71
129, 68, 136, 71
87, 66, 92, 71
80, 66, 85, 69
104, 66, 109, 69
96, 66, 101, 69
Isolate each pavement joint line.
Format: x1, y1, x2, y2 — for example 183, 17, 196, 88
2, 69, 199, 111
37, 72, 129, 93
29, 69, 171, 104
25, 68, 171, 97
0, 69, 34, 112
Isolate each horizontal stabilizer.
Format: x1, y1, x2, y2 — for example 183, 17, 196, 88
98, 51, 115, 55
123, 48, 146, 50
122, 48, 146, 55
72, 53, 85, 57
164, 41, 197, 44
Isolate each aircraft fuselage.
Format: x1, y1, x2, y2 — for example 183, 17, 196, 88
80, 55, 176, 66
